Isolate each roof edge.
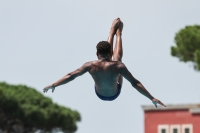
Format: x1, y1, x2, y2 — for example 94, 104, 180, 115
142, 103, 200, 112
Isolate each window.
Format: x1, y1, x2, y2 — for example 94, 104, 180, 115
161, 129, 166, 133
185, 128, 190, 133
170, 125, 180, 133
158, 125, 169, 133
173, 129, 178, 133
158, 124, 193, 133
182, 124, 193, 133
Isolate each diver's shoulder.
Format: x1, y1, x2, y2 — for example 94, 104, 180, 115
84, 60, 124, 66
113, 61, 126, 69
112, 60, 124, 65
84, 60, 99, 66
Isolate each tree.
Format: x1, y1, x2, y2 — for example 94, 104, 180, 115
0, 82, 81, 133
171, 25, 200, 71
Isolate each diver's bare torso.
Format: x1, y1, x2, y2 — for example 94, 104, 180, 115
88, 59, 122, 97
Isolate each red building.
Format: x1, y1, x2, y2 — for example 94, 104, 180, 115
142, 104, 200, 133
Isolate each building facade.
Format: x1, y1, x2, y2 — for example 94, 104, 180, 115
142, 104, 200, 133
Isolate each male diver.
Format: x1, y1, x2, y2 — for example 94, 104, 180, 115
43, 18, 166, 108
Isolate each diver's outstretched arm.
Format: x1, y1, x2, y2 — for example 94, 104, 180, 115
43, 62, 91, 93
118, 63, 166, 108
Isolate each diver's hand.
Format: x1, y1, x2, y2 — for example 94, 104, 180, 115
152, 98, 166, 108
43, 85, 55, 93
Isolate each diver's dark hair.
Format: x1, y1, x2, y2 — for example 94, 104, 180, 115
96, 41, 111, 54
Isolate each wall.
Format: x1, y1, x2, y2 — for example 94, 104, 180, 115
144, 109, 200, 133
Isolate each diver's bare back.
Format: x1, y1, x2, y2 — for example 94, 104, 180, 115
88, 59, 122, 97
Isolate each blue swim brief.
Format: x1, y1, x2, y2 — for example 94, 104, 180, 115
95, 83, 122, 101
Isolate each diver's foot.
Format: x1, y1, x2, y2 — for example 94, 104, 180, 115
116, 21, 123, 36
110, 18, 120, 35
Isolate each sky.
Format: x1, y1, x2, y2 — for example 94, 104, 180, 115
1, 0, 200, 133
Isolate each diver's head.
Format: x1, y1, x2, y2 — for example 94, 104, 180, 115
96, 41, 112, 59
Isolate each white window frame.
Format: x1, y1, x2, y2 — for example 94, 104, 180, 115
170, 124, 181, 133
158, 124, 169, 133
181, 124, 193, 133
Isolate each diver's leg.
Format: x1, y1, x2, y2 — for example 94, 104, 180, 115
107, 18, 120, 55
113, 21, 124, 85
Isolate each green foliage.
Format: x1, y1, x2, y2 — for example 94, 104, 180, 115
171, 25, 200, 71
0, 82, 80, 133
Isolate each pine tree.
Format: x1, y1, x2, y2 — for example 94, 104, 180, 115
171, 25, 200, 71
0, 82, 80, 133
